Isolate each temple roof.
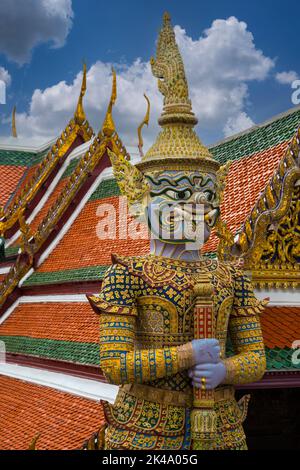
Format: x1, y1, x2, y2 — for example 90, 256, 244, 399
0, 375, 104, 450
0, 145, 50, 208
0, 103, 299, 398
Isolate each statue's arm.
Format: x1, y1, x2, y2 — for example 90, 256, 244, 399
222, 270, 267, 385
99, 312, 194, 384
89, 263, 195, 385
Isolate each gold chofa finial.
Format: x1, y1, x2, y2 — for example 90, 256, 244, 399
137, 94, 150, 157
12, 105, 17, 138
102, 67, 117, 137
74, 62, 87, 125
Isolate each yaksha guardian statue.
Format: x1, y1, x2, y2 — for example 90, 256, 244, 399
88, 13, 267, 450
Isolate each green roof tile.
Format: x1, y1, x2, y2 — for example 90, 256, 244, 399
209, 108, 300, 164
0, 335, 99, 365
0, 148, 49, 167
61, 158, 80, 179
23, 265, 109, 286
4, 245, 19, 257
89, 178, 120, 201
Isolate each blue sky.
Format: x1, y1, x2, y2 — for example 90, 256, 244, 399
0, 0, 299, 147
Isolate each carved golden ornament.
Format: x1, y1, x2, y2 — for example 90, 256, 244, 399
137, 94, 150, 157
249, 185, 300, 288
237, 127, 300, 257
107, 148, 149, 214
215, 218, 235, 262
74, 62, 87, 125
102, 67, 117, 137
236, 126, 300, 287
12, 105, 17, 138
18, 210, 34, 263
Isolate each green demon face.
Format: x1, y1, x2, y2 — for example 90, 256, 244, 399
144, 170, 220, 247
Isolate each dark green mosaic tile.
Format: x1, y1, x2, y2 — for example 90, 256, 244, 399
4, 245, 19, 257
61, 158, 80, 179
0, 335, 99, 365
23, 265, 109, 286
0, 149, 49, 167
209, 108, 300, 164
89, 178, 120, 201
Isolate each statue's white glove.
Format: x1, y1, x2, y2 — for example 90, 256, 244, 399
191, 338, 221, 364
188, 362, 227, 390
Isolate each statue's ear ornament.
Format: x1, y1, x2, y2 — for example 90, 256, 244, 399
107, 148, 150, 217
216, 160, 232, 203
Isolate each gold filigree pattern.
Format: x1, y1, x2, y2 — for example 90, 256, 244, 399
237, 126, 300, 287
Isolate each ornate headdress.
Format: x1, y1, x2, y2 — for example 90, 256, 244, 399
136, 12, 220, 175
108, 13, 230, 211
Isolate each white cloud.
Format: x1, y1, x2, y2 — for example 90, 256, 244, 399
0, 0, 73, 64
276, 70, 299, 85
223, 112, 255, 137
0, 66, 11, 86
3, 16, 275, 146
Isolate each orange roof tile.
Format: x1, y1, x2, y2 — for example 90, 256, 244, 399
38, 196, 150, 272
261, 307, 300, 349
0, 302, 99, 343
203, 141, 287, 252
11, 178, 70, 248
0, 375, 104, 450
0, 165, 26, 206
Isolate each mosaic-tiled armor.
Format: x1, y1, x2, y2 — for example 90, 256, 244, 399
89, 254, 266, 450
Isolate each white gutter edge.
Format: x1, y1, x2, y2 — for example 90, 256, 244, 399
0, 363, 118, 403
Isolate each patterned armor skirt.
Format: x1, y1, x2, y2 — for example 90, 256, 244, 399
101, 383, 249, 450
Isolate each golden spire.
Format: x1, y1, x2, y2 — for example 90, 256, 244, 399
74, 62, 87, 125
150, 11, 196, 127
138, 12, 216, 171
12, 105, 17, 138
102, 67, 117, 137
137, 94, 150, 157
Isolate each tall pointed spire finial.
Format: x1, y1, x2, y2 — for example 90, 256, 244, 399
136, 12, 218, 174
102, 67, 117, 137
74, 62, 87, 125
150, 11, 196, 127
12, 105, 17, 138
137, 94, 150, 157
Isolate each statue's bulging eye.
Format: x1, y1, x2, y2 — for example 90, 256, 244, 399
165, 189, 192, 200
204, 190, 214, 202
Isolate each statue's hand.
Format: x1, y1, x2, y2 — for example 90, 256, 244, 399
191, 338, 221, 364
188, 362, 226, 390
